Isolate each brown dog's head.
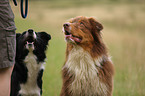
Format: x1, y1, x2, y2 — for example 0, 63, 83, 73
63, 16, 103, 45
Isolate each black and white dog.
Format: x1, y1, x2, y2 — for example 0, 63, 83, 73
10, 29, 51, 96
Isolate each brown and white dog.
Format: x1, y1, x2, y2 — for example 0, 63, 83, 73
60, 16, 114, 96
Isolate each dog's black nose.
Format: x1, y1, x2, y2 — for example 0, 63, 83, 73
28, 29, 34, 34
63, 23, 70, 28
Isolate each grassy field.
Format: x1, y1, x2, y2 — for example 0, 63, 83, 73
11, 1, 145, 96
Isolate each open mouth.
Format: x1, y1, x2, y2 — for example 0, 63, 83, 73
64, 30, 82, 43
24, 36, 35, 46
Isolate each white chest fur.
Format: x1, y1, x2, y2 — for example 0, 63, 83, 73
19, 51, 44, 96
63, 46, 108, 96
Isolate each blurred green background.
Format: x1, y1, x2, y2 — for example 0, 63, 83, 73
11, 0, 145, 96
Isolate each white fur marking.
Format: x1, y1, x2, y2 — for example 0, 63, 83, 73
26, 31, 37, 39
19, 51, 44, 96
62, 26, 74, 43
63, 46, 109, 96
33, 32, 37, 39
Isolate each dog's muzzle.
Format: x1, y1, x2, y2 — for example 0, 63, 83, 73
25, 29, 36, 50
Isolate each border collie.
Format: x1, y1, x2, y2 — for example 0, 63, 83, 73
10, 29, 51, 96
60, 16, 114, 96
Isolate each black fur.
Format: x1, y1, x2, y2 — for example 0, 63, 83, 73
10, 29, 51, 96
37, 69, 44, 95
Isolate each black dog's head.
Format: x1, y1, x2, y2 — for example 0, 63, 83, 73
16, 29, 51, 62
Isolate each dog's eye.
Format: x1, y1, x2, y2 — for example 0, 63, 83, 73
80, 22, 84, 25
80, 22, 83, 24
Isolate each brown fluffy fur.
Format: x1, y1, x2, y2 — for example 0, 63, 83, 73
60, 16, 114, 96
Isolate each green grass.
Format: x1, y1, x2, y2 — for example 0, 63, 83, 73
43, 38, 65, 96
11, 1, 145, 96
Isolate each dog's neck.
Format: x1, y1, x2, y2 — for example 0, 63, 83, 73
66, 42, 107, 59
64, 45, 108, 96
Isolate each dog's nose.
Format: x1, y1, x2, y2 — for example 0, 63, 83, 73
63, 23, 70, 28
28, 29, 34, 34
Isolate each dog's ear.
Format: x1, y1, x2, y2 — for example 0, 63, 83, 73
37, 32, 51, 44
38, 32, 51, 40
88, 17, 103, 43
89, 17, 103, 32
16, 33, 21, 39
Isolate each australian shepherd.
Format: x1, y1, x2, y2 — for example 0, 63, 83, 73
60, 16, 114, 96
10, 29, 51, 96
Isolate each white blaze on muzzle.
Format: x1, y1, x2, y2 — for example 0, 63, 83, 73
25, 29, 37, 50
